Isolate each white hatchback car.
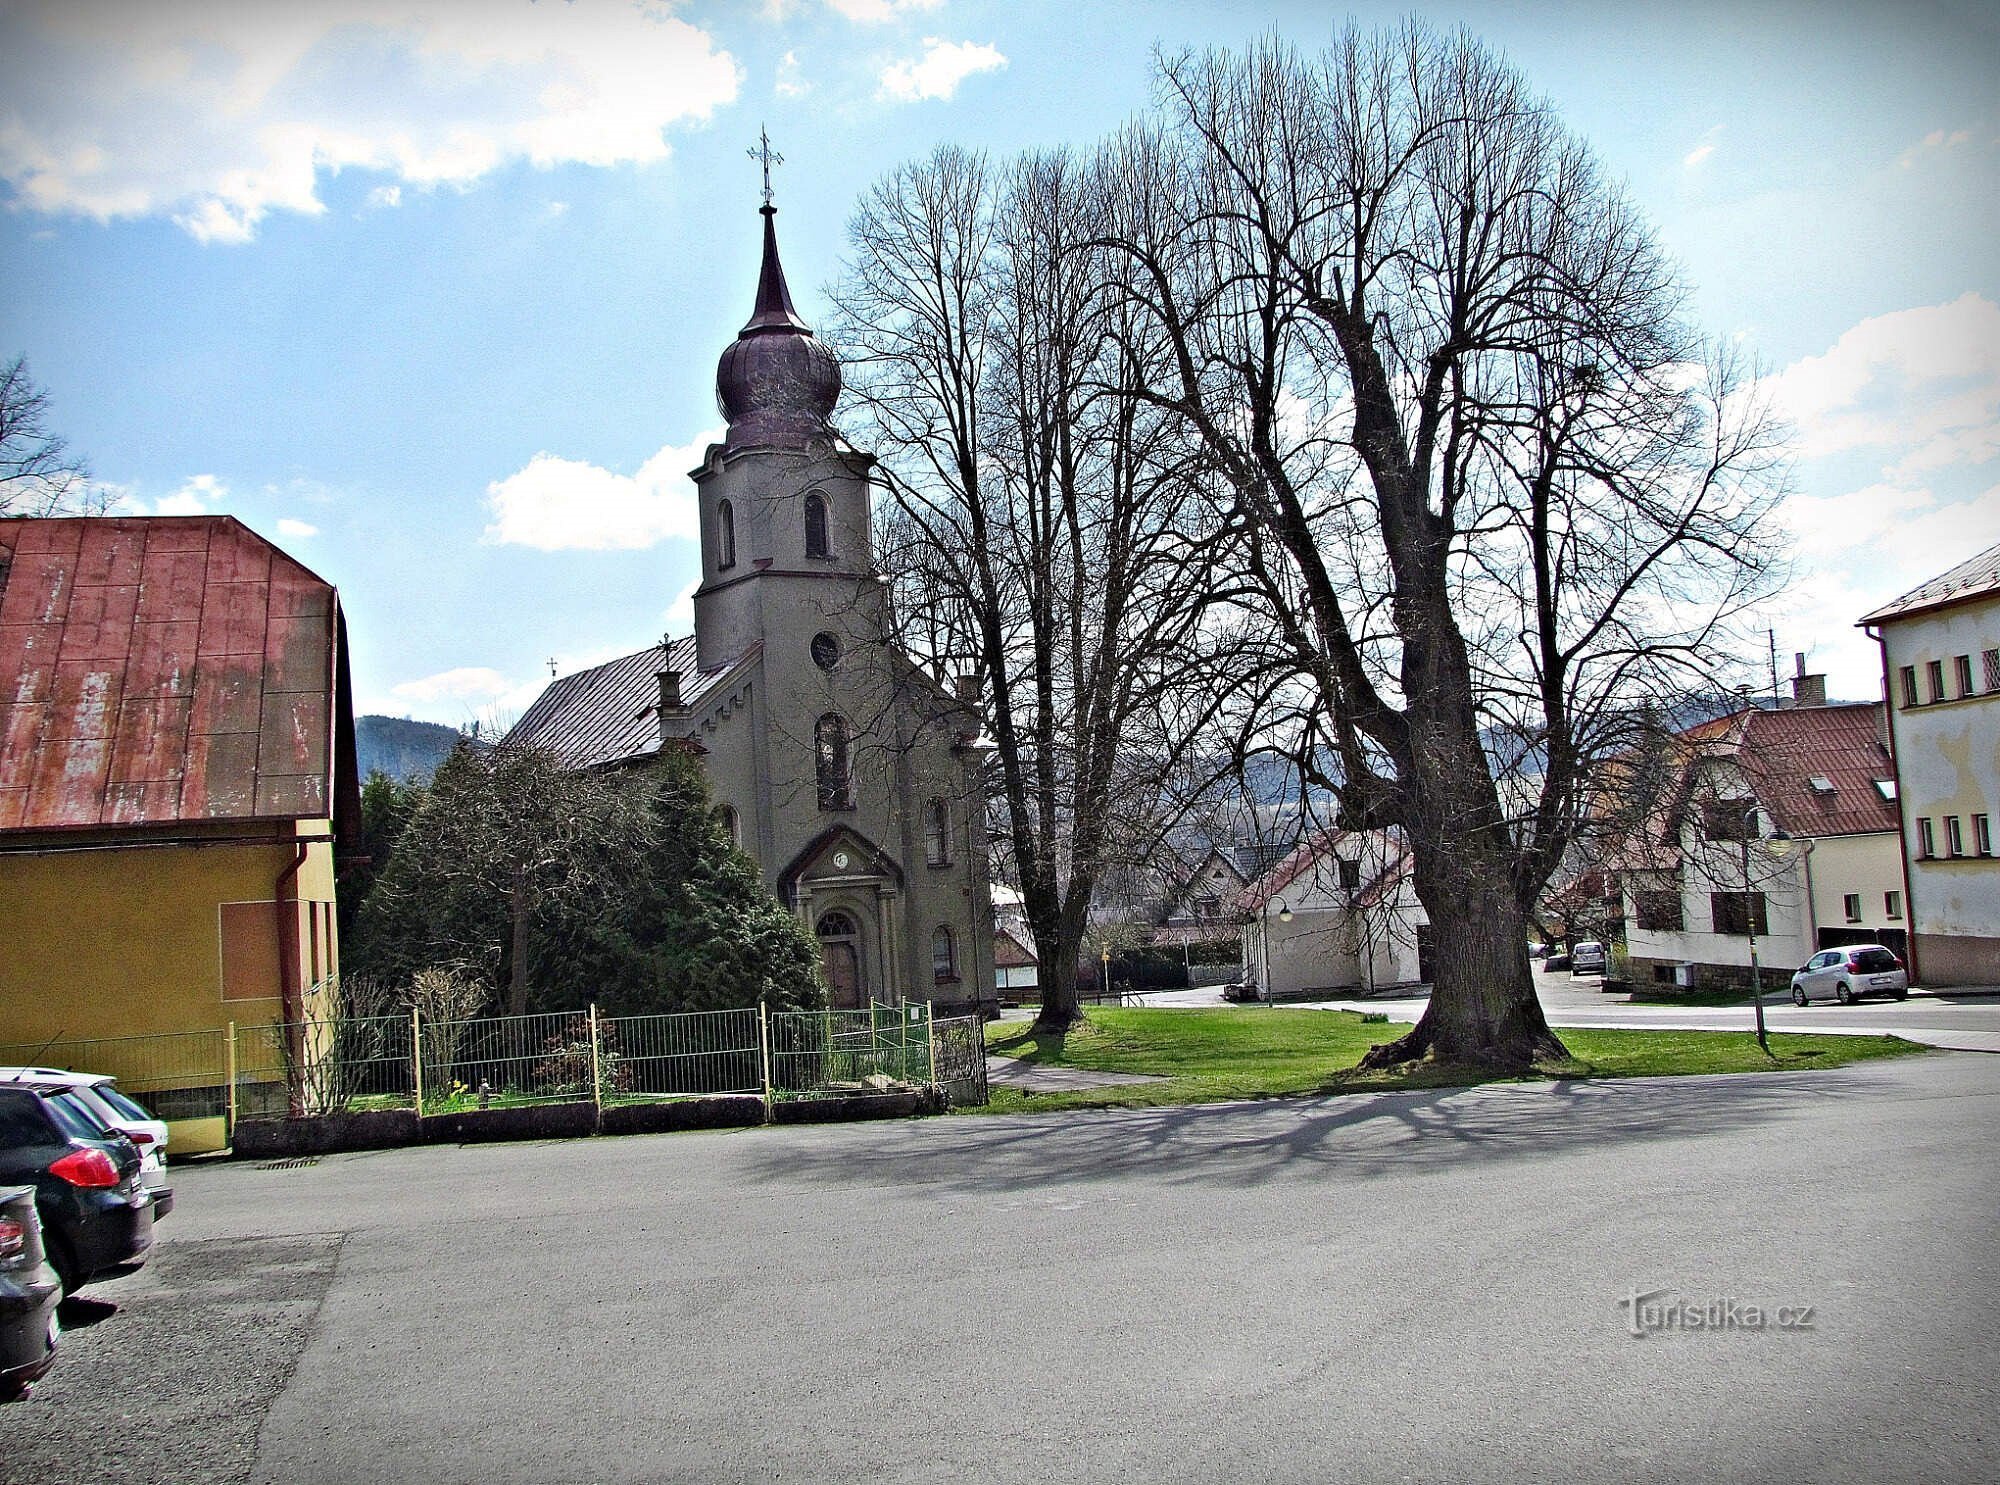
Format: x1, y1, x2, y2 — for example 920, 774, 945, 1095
1789, 945, 1909, 1005
0, 1069, 173, 1217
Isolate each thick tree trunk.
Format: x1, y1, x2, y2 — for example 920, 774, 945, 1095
1360, 829, 1568, 1069
1031, 911, 1089, 1033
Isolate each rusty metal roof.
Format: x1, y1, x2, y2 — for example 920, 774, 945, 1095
1740, 702, 1899, 839
1859, 539, 2000, 624
0, 516, 350, 832
503, 635, 741, 768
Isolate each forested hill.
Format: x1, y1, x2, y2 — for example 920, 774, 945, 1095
356, 715, 465, 782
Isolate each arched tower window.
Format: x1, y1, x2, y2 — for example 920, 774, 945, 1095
815, 713, 852, 809
931, 926, 959, 984
715, 803, 741, 848
804, 490, 831, 559
716, 499, 736, 570
924, 797, 952, 866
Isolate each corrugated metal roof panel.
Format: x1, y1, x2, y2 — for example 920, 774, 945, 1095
1859, 540, 2000, 624
503, 633, 743, 767
0, 515, 342, 831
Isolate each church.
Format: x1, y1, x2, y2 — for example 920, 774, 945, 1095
507, 193, 994, 1016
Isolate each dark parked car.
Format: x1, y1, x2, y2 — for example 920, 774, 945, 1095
0, 1086, 155, 1296
0, 1184, 60, 1402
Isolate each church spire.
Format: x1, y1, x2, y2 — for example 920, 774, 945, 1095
742, 205, 811, 337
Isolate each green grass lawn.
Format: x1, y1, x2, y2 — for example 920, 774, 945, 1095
974, 1007, 1926, 1115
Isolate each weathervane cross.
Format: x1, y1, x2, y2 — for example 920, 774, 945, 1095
747, 125, 783, 207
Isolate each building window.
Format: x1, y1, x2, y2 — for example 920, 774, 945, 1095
1917, 817, 1935, 858
924, 797, 952, 866
815, 713, 852, 809
804, 490, 831, 558
715, 804, 740, 848
1337, 858, 1361, 891
1927, 659, 1945, 703
1954, 654, 1974, 697
1703, 800, 1757, 842
1885, 890, 1902, 920
931, 926, 959, 984
1899, 666, 1919, 707
811, 631, 841, 671
1984, 648, 2000, 692
1842, 893, 1861, 923
1710, 891, 1768, 937
1635, 891, 1683, 932
1946, 816, 1964, 857
716, 499, 736, 570
1977, 814, 1993, 857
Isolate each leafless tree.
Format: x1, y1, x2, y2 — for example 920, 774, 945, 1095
0, 357, 107, 517
1084, 27, 1788, 1067
830, 146, 1244, 1029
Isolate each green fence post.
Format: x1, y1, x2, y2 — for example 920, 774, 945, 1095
411, 1005, 424, 1114
927, 1001, 937, 1087
225, 1021, 238, 1137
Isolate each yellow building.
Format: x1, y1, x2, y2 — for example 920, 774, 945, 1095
0, 516, 360, 1148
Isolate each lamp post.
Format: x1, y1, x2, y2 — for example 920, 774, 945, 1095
1259, 898, 1293, 1003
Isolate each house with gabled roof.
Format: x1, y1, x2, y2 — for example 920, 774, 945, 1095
0, 515, 360, 1147
1238, 829, 1429, 998
1614, 674, 1903, 990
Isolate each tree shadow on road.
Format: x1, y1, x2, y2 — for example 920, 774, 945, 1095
744, 1060, 1942, 1196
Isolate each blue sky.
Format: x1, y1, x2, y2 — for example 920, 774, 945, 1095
3, 0, 1995, 725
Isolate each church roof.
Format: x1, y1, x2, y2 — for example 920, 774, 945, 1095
0, 515, 356, 833
504, 634, 740, 768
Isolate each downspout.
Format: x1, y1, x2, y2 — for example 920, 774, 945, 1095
277, 838, 309, 1116
1867, 622, 1919, 982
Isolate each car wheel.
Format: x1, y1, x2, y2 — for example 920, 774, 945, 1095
45, 1236, 83, 1299
1894, 990, 1909, 1000
1792, 986, 1807, 1006
1836, 981, 1854, 1005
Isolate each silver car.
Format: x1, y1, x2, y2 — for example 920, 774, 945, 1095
1789, 945, 1908, 1005
1569, 940, 1607, 976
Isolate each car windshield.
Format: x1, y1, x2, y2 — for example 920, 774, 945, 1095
1850, 948, 1899, 972
93, 1084, 155, 1122
42, 1089, 115, 1142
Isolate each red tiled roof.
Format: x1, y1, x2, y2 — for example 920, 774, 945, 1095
1739, 703, 1898, 839
0, 516, 351, 832
993, 928, 1038, 968
1858, 539, 2000, 625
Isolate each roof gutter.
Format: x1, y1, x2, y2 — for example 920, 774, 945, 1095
0, 830, 334, 857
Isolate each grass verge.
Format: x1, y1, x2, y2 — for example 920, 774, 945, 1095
972, 1007, 1926, 1115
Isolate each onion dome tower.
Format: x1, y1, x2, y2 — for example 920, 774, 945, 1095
714, 204, 842, 451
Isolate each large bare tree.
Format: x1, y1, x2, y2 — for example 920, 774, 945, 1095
831, 146, 1238, 1029
1087, 27, 1787, 1066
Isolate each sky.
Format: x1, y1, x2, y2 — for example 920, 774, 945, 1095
2, 0, 1996, 729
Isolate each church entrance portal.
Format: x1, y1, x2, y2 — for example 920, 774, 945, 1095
817, 911, 865, 1010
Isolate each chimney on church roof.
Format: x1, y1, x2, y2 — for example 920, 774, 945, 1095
657, 669, 683, 715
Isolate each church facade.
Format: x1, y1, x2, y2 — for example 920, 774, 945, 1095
508, 203, 993, 1014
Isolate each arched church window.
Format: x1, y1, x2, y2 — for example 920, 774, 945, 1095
815, 713, 852, 809
931, 925, 959, 984
817, 911, 858, 939
717, 499, 736, 570
715, 803, 740, 848
804, 490, 831, 559
924, 797, 952, 866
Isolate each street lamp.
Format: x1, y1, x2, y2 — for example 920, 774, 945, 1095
1258, 897, 1294, 1003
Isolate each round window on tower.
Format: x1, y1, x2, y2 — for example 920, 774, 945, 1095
811, 632, 841, 671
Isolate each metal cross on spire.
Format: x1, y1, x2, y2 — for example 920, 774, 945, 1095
747, 125, 783, 207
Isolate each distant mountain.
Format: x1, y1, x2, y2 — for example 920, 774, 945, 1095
356, 715, 465, 782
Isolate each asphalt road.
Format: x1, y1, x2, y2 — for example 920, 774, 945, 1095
5, 1055, 1998, 1484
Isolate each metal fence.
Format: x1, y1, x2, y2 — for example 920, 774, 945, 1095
5, 998, 986, 1136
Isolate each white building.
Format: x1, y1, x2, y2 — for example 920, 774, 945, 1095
1617, 695, 1903, 990
1862, 543, 2000, 985
1239, 831, 1428, 998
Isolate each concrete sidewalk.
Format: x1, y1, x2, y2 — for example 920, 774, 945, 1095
983, 1055, 1163, 1091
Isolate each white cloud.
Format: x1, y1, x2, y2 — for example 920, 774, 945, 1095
482, 429, 721, 550
391, 665, 513, 705
1760, 293, 2000, 471
542, 199, 569, 220
153, 473, 228, 515
775, 50, 810, 99
879, 38, 1005, 102
276, 517, 319, 538
664, 578, 700, 631
364, 184, 401, 211
1898, 126, 1974, 169
1682, 127, 1720, 169
826, 0, 943, 22
0, 1, 739, 243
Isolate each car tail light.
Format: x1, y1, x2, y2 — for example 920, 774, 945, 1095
48, 1147, 121, 1189
125, 1129, 155, 1146
0, 1216, 25, 1261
